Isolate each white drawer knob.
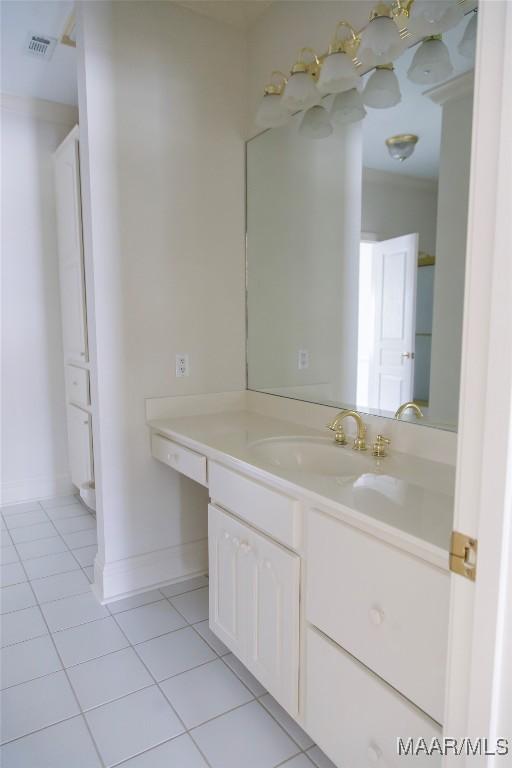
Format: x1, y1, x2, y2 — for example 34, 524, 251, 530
223, 532, 230, 540
369, 607, 384, 626
367, 744, 382, 762
240, 542, 251, 554
232, 537, 240, 547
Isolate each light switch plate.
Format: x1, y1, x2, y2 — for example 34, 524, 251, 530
298, 349, 309, 370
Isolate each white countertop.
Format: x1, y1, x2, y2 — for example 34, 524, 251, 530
148, 409, 455, 570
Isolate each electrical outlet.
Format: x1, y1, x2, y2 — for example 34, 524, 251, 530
175, 354, 189, 378
298, 349, 309, 370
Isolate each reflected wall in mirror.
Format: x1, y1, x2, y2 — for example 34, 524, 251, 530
247, 10, 476, 431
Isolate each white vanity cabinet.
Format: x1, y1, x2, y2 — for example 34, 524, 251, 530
149, 422, 452, 768
208, 503, 300, 715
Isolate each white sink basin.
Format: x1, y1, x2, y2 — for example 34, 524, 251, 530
248, 436, 369, 478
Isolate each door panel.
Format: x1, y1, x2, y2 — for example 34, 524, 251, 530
368, 233, 418, 411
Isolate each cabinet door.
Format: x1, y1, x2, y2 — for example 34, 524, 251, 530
67, 404, 93, 490
244, 524, 300, 716
208, 505, 248, 658
208, 504, 300, 716
54, 133, 88, 363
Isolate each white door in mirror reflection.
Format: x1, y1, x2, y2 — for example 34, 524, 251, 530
357, 233, 418, 414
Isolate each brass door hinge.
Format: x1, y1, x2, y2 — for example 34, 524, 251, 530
450, 531, 477, 581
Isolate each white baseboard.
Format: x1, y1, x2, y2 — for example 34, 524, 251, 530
92, 538, 208, 604
1, 474, 75, 505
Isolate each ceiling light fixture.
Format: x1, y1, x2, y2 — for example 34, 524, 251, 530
385, 133, 419, 161
407, 35, 453, 84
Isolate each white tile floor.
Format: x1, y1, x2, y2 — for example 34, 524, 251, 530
0, 495, 337, 768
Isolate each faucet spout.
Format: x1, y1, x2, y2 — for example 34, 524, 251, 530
326, 410, 367, 451
394, 401, 424, 420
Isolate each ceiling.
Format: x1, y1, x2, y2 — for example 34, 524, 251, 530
0, 0, 77, 105
361, 16, 475, 179
174, 1, 273, 30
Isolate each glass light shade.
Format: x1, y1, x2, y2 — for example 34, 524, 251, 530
458, 13, 477, 59
385, 134, 418, 162
407, 38, 453, 85
330, 88, 367, 125
317, 51, 359, 95
255, 93, 291, 128
362, 67, 401, 109
298, 105, 333, 139
281, 71, 321, 112
358, 15, 403, 67
406, 1, 464, 37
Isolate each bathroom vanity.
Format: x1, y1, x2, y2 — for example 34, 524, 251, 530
148, 401, 453, 767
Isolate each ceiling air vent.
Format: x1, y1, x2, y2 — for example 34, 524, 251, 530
25, 33, 58, 60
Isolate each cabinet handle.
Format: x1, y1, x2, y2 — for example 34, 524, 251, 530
264, 559, 272, 569
369, 607, 384, 626
223, 532, 230, 540
367, 743, 382, 762
232, 537, 240, 547
240, 542, 251, 554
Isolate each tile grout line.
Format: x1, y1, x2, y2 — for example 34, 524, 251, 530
4, 522, 108, 768
103, 595, 216, 768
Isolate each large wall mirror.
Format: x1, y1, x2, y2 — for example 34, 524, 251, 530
247, 7, 477, 432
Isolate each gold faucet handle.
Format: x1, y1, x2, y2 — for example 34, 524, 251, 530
326, 422, 347, 445
372, 434, 391, 457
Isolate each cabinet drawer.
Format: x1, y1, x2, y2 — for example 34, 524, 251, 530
305, 626, 441, 768
306, 509, 449, 723
151, 433, 207, 487
66, 365, 90, 406
209, 462, 300, 549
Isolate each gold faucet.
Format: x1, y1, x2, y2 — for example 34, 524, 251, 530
394, 401, 424, 420
326, 410, 368, 451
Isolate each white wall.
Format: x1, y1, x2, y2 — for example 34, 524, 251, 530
361, 169, 438, 255
429, 75, 473, 425
1, 95, 77, 504
76, 1, 246, 600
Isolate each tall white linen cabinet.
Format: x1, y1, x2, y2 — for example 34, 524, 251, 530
54, 126, 95, 505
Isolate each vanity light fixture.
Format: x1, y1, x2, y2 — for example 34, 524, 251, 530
407, 35, 453, 84
299, 105, 333, 139
398, 0, 465, 37
255, 0, 473, 137
255, 71, 291, 128
385, 133, 419, 161
458, 10, 477, 59
281, 48, 321, 112
330, 88, 367, 125
317, 21, 360, 95
358, 3, 405, 68
363, 64, 401, 109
